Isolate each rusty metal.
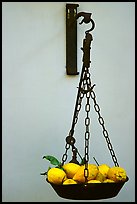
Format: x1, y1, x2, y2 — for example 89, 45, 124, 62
66, 3, 79, 75
66, 5, 95, 75
76, 12, 95, 33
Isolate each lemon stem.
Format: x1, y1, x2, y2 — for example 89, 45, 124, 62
40, 172, 47, 175
93, 157, 99, 166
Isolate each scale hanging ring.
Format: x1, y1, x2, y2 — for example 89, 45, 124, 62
66, 135, 76, 145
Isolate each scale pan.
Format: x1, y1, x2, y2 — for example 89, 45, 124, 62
46, 177, 129, 200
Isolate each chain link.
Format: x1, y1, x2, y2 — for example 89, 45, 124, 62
84, 68, 92, 182
61, 143, 70, 166
90, 89, 119, 167
61, 67, 86, 166
73, 89, 85, 127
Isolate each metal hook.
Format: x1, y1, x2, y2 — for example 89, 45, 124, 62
76, 12, 95, 33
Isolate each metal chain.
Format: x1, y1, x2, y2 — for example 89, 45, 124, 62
62, 22, 119, 181
61, 68, 86, 166
84, 93, 90, 180
61, 143, 70, 166
72, 85, 85, 130
90, 89, 119, 167
61, 33, 93, 173
83, 67, 92, 182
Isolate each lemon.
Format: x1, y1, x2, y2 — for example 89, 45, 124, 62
103, 179, 115, 183
107, 166, 127, 182
73, 164, 98, 183
88, 179, 101, 183
63, 179, 77, 185
47, 167, 67, 184
62, 162, 80, 179
95, 171, 106, 182
98, 164, 110, 178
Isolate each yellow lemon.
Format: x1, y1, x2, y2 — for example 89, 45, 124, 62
107, 166, 127, 182
62, 162, 80, 179
73, 164, 98, 183
47, 167, 67, 185
95, 171, 106, 182
63, 179, 77, 185
88, 179, 101, 183
98, 164, 110, 178
103, 179, 115, 183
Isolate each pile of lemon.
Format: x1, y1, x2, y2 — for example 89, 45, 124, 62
46, 162, 127, 185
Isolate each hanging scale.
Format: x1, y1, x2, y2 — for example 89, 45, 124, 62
42, 5, 129, 200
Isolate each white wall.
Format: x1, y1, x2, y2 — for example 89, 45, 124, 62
2, 2, 135, 202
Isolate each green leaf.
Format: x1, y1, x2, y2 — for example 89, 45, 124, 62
43, 155, 61, 166
80, 157, 86, 165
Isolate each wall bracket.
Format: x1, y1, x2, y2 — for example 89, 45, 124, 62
66, 3, 79, 75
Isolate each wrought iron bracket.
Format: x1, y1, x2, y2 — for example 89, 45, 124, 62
66, 3, 79, 75
66, 3, 95, 75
